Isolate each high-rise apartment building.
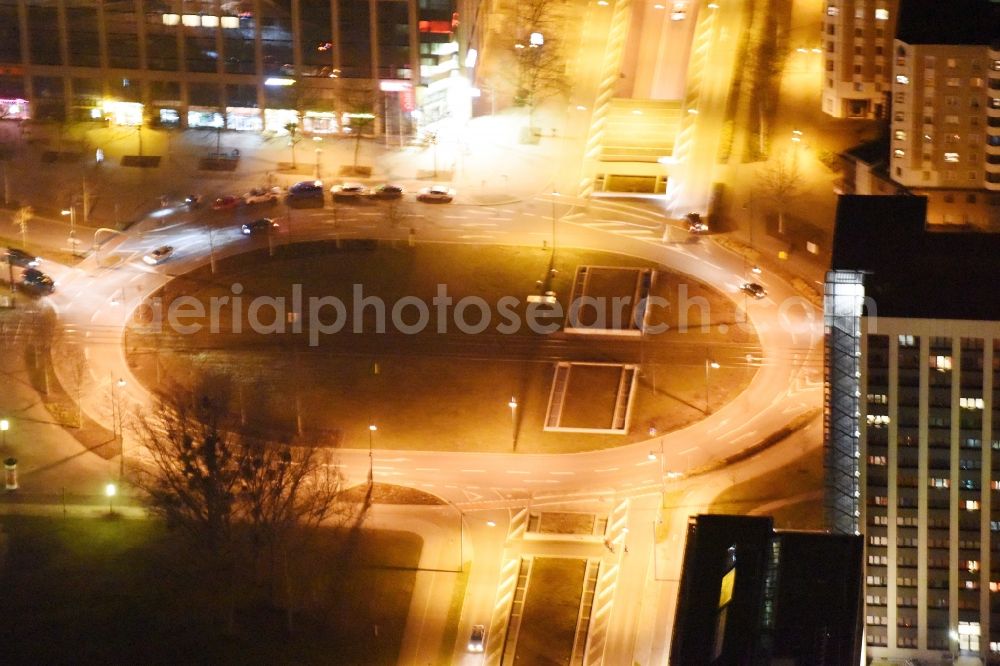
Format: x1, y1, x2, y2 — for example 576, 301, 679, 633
821, 0, 899, 118
826, 195, 1000, 664
887, 0, 1000, 195
0, 0, 468, 137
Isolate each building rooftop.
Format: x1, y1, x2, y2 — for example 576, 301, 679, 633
842, 138, 888, 167
896, 0, 1000, 46
832, 195, 1000, 321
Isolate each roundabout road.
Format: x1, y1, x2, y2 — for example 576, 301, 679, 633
42, 190, 822, 507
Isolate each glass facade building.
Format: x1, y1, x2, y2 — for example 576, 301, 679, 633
0, 0, 463, 137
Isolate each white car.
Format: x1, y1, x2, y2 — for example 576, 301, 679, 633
330, 182, 369, 200
417, 185, 455, 203
243, 186, 282, 205
143, 245, 174, 265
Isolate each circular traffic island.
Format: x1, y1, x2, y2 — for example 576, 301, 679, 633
125, 241, 759, 453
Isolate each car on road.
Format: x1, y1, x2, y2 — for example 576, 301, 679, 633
686, 212, 708, 233
241, 218, 279, 235
287, 180, 325, 208
5, 247, 40, 268
330, 182, 369, 201
20, 267, 54, 294
417, 185, 454, 203
143, 245, 175, 265
184, 194, 203, 208
243, 187, 282, 205
369, 183, 404, 200
741, 282, 767, 299
468, 624, 486, 652
212, 195, 243, 211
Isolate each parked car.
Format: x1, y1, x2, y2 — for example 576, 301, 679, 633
468, 624, 486, 653
330, 182, 369, 201
243, 187, 282, 205
288, 180, 324, 197
369, 183, 404, 200
686, 212, 708, 233
5, 247, 40, 268
212, 195, 242, 211
241, 218, 279, 235
143, 245, 175, 265
20, 267, 54, 294
417, 185, 455, 203
741, 282, 767, 299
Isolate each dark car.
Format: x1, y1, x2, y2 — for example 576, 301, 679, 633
287, 180, 325, 208
21, 267, 54, 294
370, 184, 404, 200
5, 247, 40, 268
740, 282, 767, 299
686, 212, 708, 233
241, 218, 279, 235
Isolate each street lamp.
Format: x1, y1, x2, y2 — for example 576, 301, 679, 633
704, 359, 720, 413
112, 377, 126, 481
61, 207, 79, 256
368, 424, 377, 484
508, 397, 518, 449
105, 482, 117, 515
315, 147, 322, 180
0, 418, 8, 448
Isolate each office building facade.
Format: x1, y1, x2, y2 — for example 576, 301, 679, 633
0, 0, 466, 137
826, 195, 1000, 664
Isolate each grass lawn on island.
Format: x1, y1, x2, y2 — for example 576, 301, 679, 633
0, 515, 420, 665
514, 557, 587, 665
125, 242, 759, 453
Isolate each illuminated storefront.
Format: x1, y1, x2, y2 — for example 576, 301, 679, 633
225, 107, 263, 131
264, 108, 299, 133
302, 111, 339, 134
0, 98, 29, 120
188, 107, 224, 128
101, 100, 143, 126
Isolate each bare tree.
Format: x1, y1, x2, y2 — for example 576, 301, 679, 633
11, 205, 32, 248
284, 121, 300, 169
494, 0, 569, 124
134, 375, 362, 633
757, 152, 805, 234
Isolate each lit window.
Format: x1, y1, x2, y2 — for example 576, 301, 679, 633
930, 478, 950, 488
162, 13, 180, 25
868, 455, 887, 465
968, 560, 981, 572
854, 7, 864, 18
867, 393, 888, 404
875, 8, 889, 20
960, 397, 985, 410
200, 15, 219, 27
992, 480, 1000, 490
893, 149, 905, 158
826, 4, 839, 16
991, 582, 1000, 592
867, 414, 890, 426
947, 77, 960, 87
899, 335, 915, 347
931, 355, 952, 370
966, 500, 981, 511
894, 130, 906, 140
182, 14, 200, 27
221, 16, 239, 29
896, 75, 909, 84
945, 152, 960, 162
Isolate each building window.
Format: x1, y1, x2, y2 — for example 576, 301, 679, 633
868, 454, 887, 465
868, 393, 888, 404
875, 8, 889, 20
867, 414, 890, 426
945, 152, 960, 162
959, 621, 981, 652
894, 130, 906, 140
930, 478, 950, 488
895, 74, 909, 85
960, 397, 985, 409
931, 355, 952, 370
899, 335, 915, 347
893, 149, 905, 158
826, 4, 839, 16
854, 7, 864, 19
966, 500, 981, 511
948, 58, 957, 68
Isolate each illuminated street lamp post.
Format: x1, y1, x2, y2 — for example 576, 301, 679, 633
111, 377, 126, 481
704, 359, 720, 413
105, 482, 117, 515
368, 424, 377, 485
0, 418, 8, 448
508, 397, 518, 449
61, 207, 80, 257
